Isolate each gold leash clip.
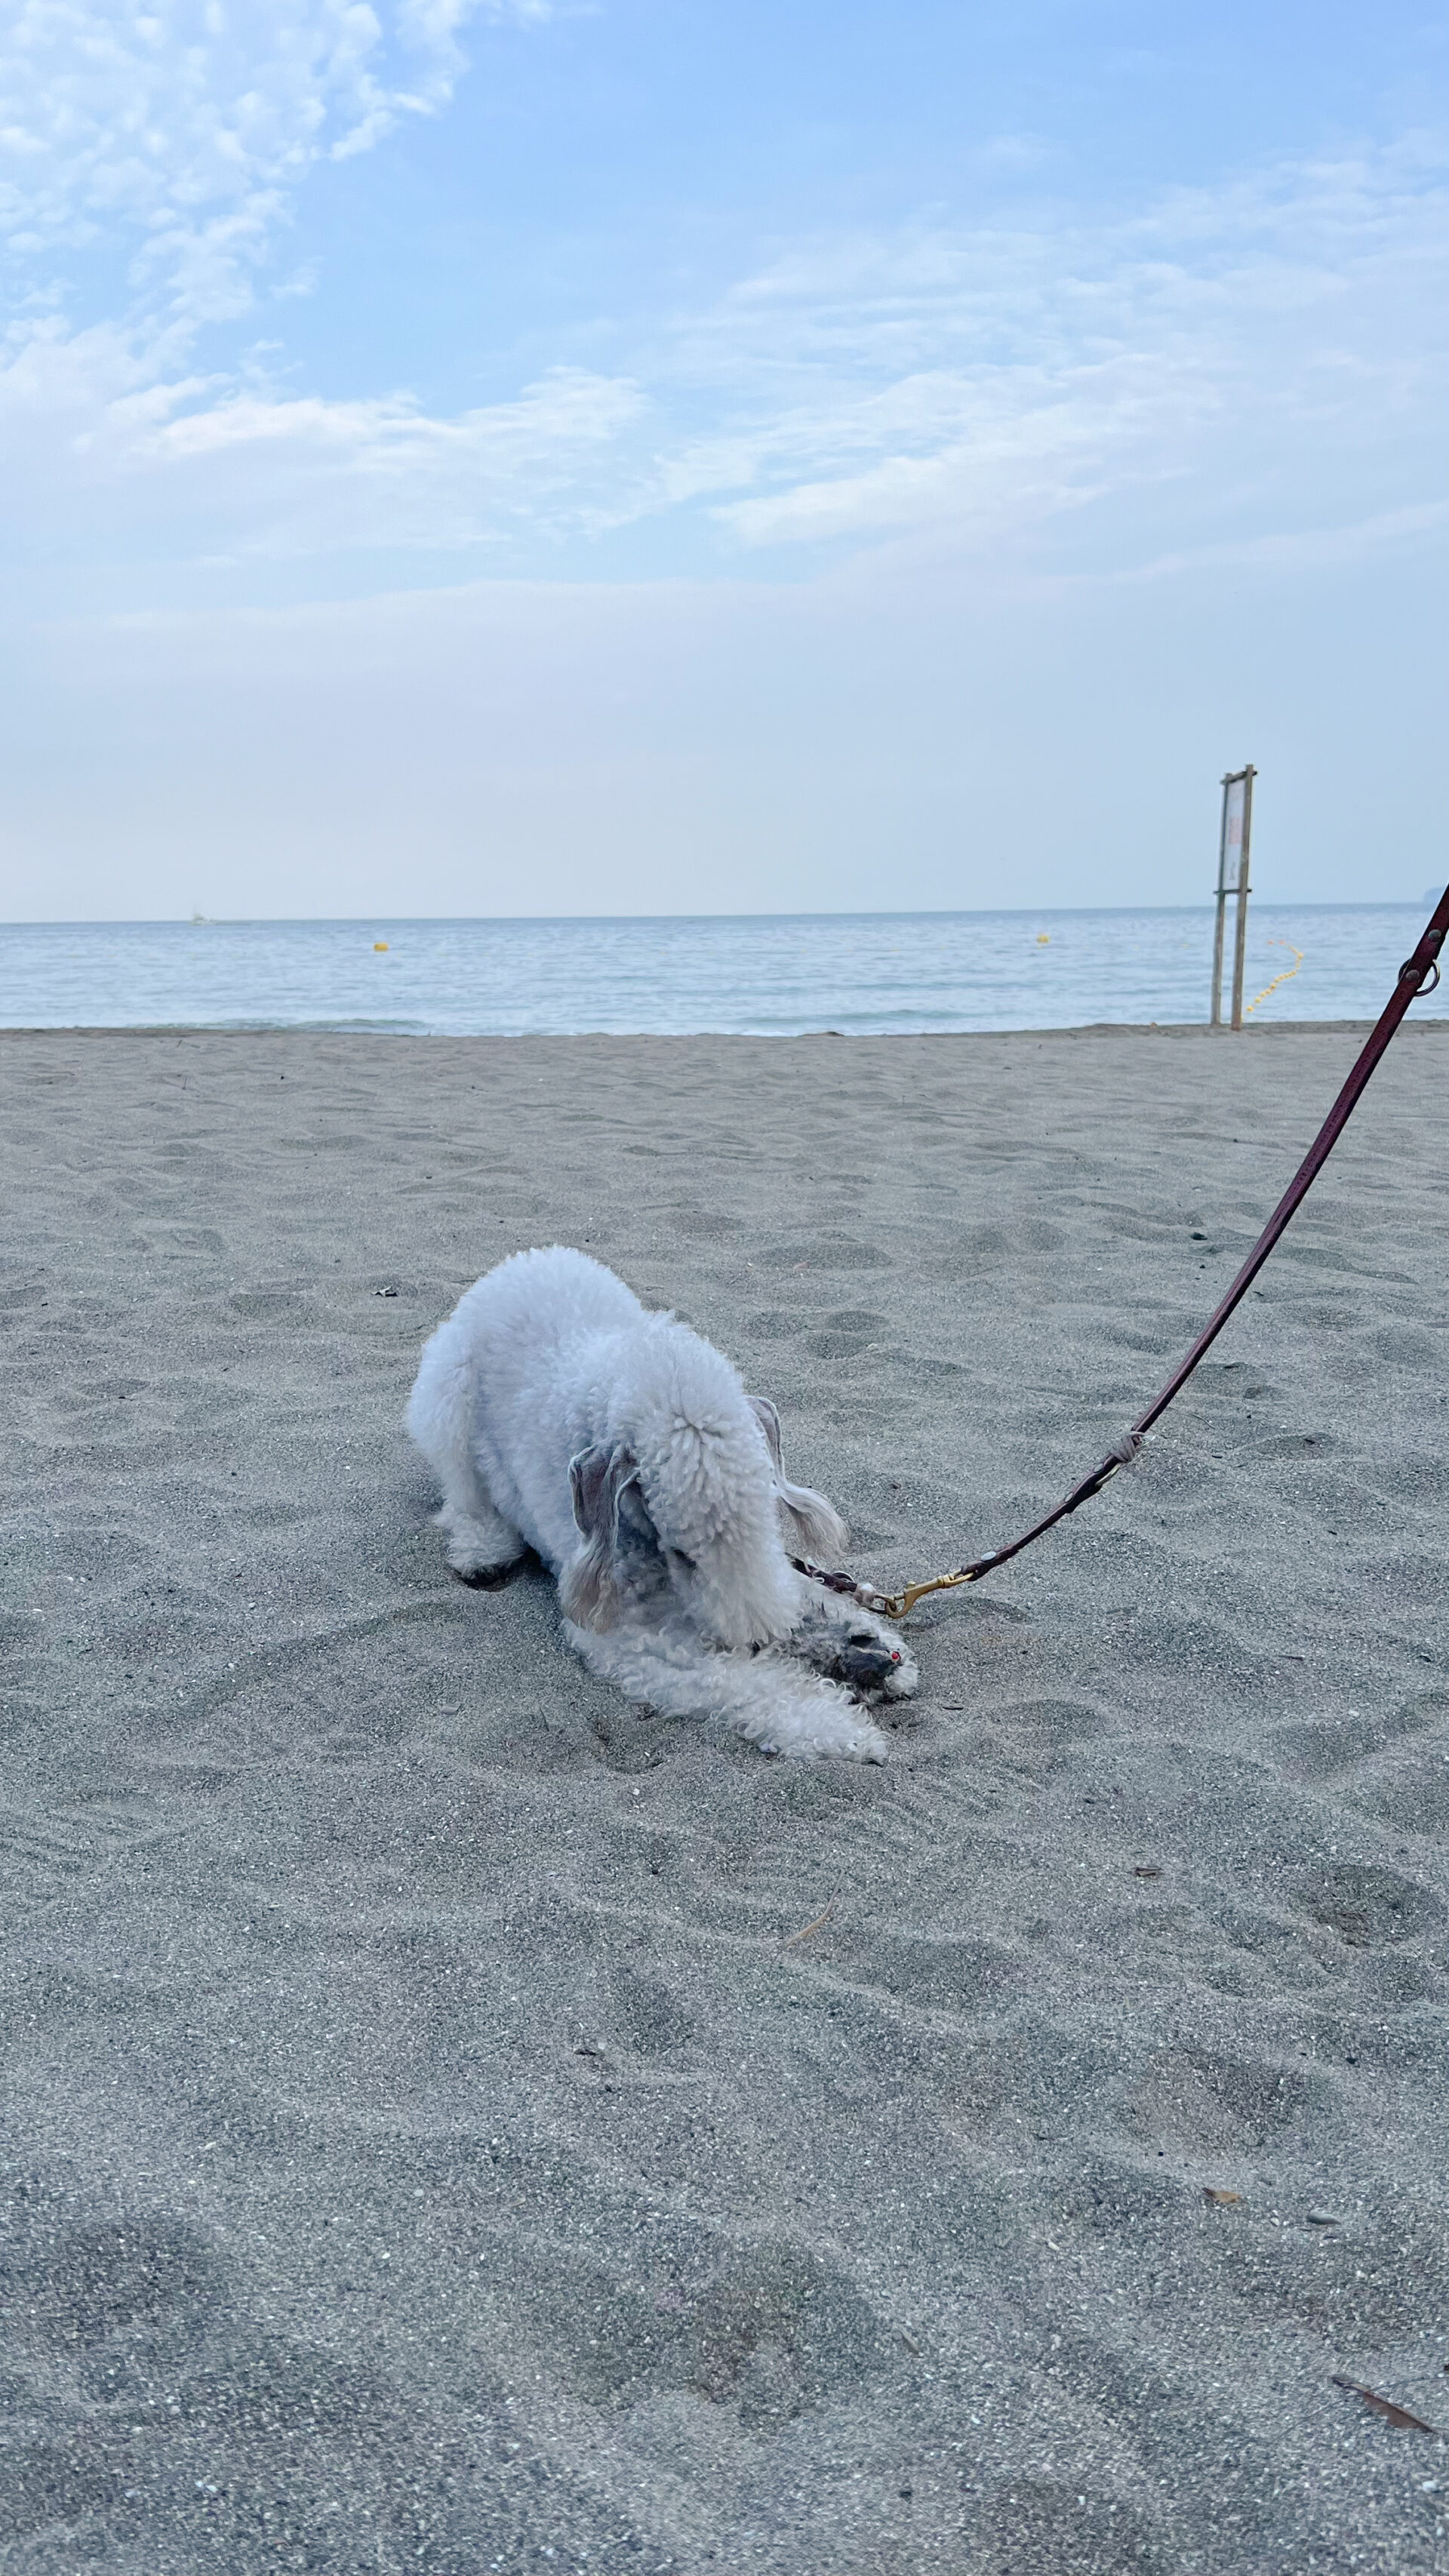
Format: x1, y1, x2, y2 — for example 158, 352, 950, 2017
858, 1565, 984, 1620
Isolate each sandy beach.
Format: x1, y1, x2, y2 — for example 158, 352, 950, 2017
3, 1021, 1447, 2575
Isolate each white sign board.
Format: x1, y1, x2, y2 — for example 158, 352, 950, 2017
1218, 772, 1248, 893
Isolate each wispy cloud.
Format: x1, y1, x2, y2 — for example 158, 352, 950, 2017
1, 3, 1444, 594
0, 323, 641, 557
655, 139, 1448, 556
0, 0, 546, 325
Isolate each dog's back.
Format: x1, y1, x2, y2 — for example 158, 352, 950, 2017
457, 1245, 642, 1356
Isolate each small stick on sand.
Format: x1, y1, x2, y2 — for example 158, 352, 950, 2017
782, 1897, 837, 1950
1331, 2375, 1438, 2434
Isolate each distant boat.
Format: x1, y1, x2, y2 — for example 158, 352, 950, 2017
190, 909, 211, 925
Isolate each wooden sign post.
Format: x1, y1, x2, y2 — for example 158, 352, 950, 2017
1210, 765, 1256, 1030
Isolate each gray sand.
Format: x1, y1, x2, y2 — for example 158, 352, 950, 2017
3, 1024, 1447, 2575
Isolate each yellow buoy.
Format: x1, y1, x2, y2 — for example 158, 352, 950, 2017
374, 940, 389, 952
1036, 933, 1050, 944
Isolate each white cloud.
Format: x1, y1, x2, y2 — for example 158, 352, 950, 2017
0, 321, 641, 555
1106, 497, 1449, 585
657, 140, 1448, 555
0, 0, 545, 323
0, 120, 1442, 583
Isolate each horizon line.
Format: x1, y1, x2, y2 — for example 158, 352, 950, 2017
5, 898, 1440, 931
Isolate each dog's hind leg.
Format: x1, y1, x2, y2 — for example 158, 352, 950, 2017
565, 1623, 889, 1762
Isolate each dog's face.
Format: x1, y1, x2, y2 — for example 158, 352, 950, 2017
561, 1399, 848, 1650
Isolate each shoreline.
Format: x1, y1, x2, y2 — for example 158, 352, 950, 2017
5, 1015, 1447, 1040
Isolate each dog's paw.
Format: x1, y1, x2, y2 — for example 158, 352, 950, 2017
445, 1537, 529, 1587
839, 1716, 888, 1762
758, 1699, 889, 1762
805, 1712, 889, 1762
764, 1729, 888, 1765
881, 1637, 918, 1699
436, 1505, 526, 1587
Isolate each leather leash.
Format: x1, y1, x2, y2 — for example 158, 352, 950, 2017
795, 883, 1449, 1620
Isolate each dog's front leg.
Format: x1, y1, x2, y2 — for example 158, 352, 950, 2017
435, 1491, 527, 1584
565, 1622, 890, 1762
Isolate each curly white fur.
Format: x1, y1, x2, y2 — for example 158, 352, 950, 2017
405, 1247, 917, 1761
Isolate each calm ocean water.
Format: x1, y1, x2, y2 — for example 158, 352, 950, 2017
2, 907, 1445, 1036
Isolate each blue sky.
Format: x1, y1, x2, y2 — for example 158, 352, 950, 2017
2, 0, 1445, 918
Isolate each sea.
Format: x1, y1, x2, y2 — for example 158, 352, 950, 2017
2, 905, 1445, 1037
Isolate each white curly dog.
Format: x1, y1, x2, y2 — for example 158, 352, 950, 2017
406, 1247, 916, 1760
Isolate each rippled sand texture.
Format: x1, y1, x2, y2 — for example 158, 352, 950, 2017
3, 1024, 1447, 2576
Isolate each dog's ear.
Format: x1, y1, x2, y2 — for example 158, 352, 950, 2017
749, 1393, 849, 1559
774, 1476, 849, 1560
561, 1440, 640, 1630
748, 1395, 783, 1471
569, 1441, 633, 1540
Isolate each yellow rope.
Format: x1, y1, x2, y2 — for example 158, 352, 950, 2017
1243, 937, 1305, 1017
